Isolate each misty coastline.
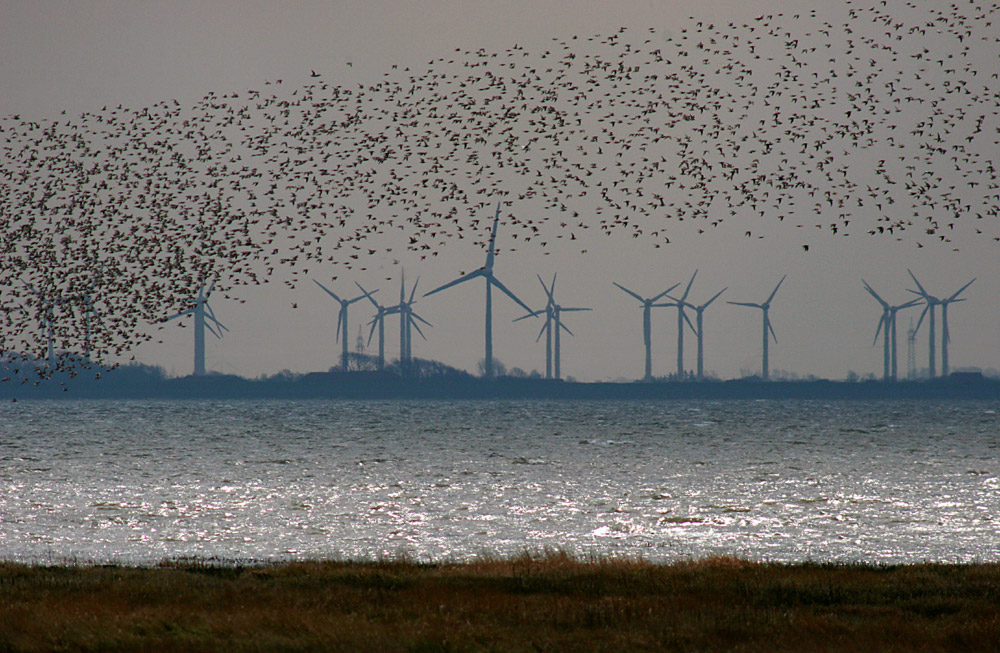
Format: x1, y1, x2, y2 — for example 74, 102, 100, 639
2, 362, 996, 401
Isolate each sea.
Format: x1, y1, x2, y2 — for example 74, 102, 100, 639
1, 399, 998, 565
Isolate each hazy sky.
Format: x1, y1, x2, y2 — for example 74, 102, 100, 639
2, 1, 996, 382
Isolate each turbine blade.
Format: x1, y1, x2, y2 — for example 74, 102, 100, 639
490, 276, 534, 315
409, 316, 428, 340
700, 287, 727, 309
613, 282, 644, 302
409, 277, 420, 304
650, 283, 680, 303
355, 282, 381, 309
913, 303, 929, 334
873, 314, 885, 345
204, 321, 222, 339
560, 307, 591, 312
335, 309, 343, 340
367, 318, 378, 347
410, 310, 432, 327
728, 301, 762, 308
313, 279, 342, 303
766, 274, 786, 304
680, 270, 698, 301
947, 277, 975, 302
861, 280, 888, 307
681, 308, 696, 334
538, 274, 555, 304
424, 269, 483, 296
767, 316, 778, 343
162, 308, 194, 322
558, 320, 575, 337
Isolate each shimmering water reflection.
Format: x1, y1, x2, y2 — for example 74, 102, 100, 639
1, 400, 998, 564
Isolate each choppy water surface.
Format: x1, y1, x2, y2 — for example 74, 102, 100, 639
1, 399, 998, 564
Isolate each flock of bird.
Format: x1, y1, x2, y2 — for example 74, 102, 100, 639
0, 0, 997, 381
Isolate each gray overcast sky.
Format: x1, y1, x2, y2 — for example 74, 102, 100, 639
1, 1, 997, 381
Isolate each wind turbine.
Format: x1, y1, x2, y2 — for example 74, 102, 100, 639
314, 279, 369, 372
388, 272, 431, 374
938, 278, 975, 377
613, 281, 679, 381
163, 280, 228, 376
658, 270, 698, 379
424, 202, 533, 378
21, 280, 59, 365
517, 274, 589, 380
356, 282, 387, 370
728, 275, 786, 381
908, 271, 975, 377
675, 286, 727, 381
862, 280, 920, 381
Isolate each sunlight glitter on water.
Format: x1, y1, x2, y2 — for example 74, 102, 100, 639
1, 399, 998, 564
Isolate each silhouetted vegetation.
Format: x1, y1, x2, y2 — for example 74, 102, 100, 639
2, 552, 999, 651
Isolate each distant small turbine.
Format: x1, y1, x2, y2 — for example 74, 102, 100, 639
314, 279, 369, 372
613, 281, 679, 381
425, 202, 532, 378
675, 286, 727, 381
517, 274, 589, 380
163, 280, 228, 376
907, 271, 975, 377
21, 280, 61, 366
862, 280, 920, 381
387, 271, 431, 374
656, 270, 698, 379
728, 275, 786, 381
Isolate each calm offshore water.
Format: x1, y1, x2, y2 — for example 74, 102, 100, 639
1, 399, 998, 565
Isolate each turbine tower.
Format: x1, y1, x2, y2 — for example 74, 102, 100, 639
164, 280, 228, 376
862, 280, 920, 381
517, 274, 589, 380
728, 275, 786, 381
314, 280, 369, 372
424, 202, 532, 378
356, 282, 388, 370
613, 281, 678, 381
677, 286, 727, 381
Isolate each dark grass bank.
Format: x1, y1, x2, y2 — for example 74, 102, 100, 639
2, 552, 999, 651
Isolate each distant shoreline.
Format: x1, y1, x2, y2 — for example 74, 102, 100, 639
3, 365, 997, 400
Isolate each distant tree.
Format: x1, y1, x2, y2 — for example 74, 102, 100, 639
477, 358, 506, 377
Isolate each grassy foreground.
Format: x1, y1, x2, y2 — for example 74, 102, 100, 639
2, 552, 999, 652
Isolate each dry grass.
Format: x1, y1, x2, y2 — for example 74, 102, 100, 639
2, 552, 999, 651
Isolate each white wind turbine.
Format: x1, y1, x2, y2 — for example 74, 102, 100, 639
674, 285, 727, 381
613, 282, 678, 381
516, 274, 589, 380
728, 275, 786, 381
21, 280, 63, 366
424, 202, 533, 378
314, 279, 370, 372
163, 280, 228, 376
907, 271, 975, 377
387, 272, 431, 374
862, 280, 920, 381
657, 270, 699, 379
